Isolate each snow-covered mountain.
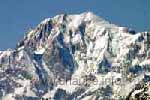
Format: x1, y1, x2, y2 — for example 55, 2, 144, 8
0, 12, 149, 100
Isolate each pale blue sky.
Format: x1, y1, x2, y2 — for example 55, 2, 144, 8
0, 0, 150, 50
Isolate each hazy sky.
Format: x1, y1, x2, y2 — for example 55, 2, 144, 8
0, 0, 150, 50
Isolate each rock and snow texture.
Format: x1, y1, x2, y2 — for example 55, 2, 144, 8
0, 12, 150, 100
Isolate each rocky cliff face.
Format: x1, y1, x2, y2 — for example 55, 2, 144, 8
0, 12, 149, 100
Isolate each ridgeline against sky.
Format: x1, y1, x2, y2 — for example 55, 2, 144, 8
0, 0, 150, 50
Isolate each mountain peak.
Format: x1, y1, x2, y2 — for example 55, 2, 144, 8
22, 12, 100, 48
0, 12, 150, 99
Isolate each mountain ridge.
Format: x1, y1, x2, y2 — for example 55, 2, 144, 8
0, 12, 149, 100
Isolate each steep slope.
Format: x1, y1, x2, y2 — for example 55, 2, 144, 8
0, 12, 149, 100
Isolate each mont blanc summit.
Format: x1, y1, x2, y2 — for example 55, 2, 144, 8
0, 12, 149, 100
